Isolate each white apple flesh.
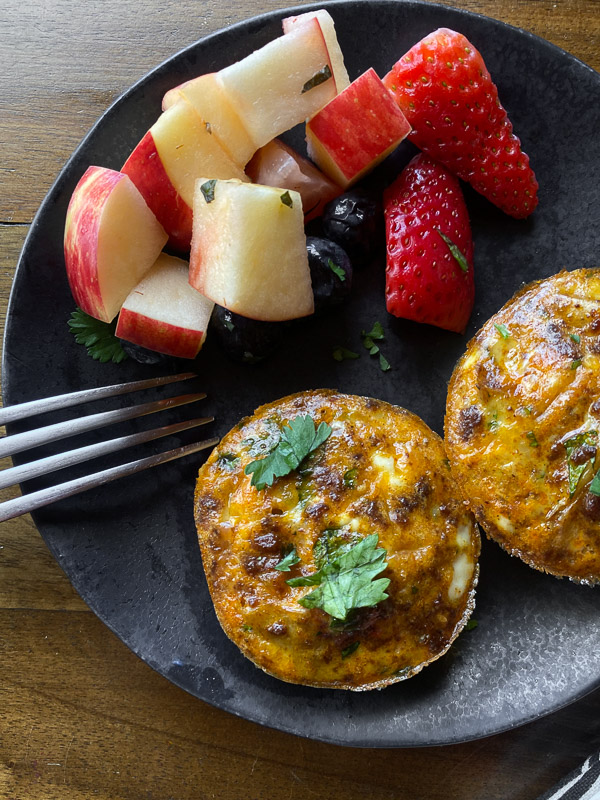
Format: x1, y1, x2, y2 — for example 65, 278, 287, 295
116, 253, 214, 358
161, 72, 256, 169
151, 100, 249, 208
64, 166, 168, 323
189, 178, 314, 321
282, 9, 350, 92
218, 18, 337, 150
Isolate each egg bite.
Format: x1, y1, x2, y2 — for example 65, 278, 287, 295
194, 390, 479, 690
445, 268, 600, 584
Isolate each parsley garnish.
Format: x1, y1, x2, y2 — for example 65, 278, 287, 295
68, 308, 128, 363
217, 453, 239, 470
280, 190, 293, 208
328, 259, 346, 282
570, 333, 581, 343
526, 431, 539, 448
494, 323, 511, 339
437, 230, 469, 273
333, 347, 360, 362
341, 641, 360, 659
361, 322, 391, 372
465, 618, 478, 631
244, 415, 332, 489
287, 533, 389, 621
200, 179, 217, 203
571, 359, 582, 370
275, 547, 301, 572
301, 64, 332, 93
343, 468, 358, 487
590, 470, 600, 496
488, 412, 500, 432
379, 354, 391, 372
564, 431, 598, 496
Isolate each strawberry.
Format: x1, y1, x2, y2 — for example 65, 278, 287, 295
384, 153, 474, 333
383, 28, 538, 219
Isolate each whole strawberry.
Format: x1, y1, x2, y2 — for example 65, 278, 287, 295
384, 153, 474, 333
383, 28, 538, 219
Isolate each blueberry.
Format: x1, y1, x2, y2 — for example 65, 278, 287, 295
322, 189, 383, 266
211, 307, 285, 364
119, 339, 172, 365
306, 237, 353, 313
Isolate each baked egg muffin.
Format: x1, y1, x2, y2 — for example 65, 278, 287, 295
446, 268, 600, 583
194, 390, 479, 690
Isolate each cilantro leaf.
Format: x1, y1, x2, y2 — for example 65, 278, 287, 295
590, 469, 600, 496
68, 308, 128, 364
200, 179, 217, 203
437, 229, 469, 273
343, 468, 358, 487
244, 415, 332, 489
341, 641, 360, 659
379, 353, 391, 372
275, 547, 301, 572
333, 346, 360, 362
361, 322, 385, 342
327, 259, 346, 282
301, 64, 332, 94
289, 533, 389, 621
564, 431, 598, 496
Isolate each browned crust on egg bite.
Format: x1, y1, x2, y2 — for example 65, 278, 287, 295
445, 268, 600, 584
194, 390, 479, 690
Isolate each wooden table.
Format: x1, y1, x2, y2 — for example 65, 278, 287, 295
1, 1, 599, 797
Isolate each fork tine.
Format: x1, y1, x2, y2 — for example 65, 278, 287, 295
0, 392, 206, 459
0, 436, 220, 523
0, 416, 214, 490
0, 372, 197, 427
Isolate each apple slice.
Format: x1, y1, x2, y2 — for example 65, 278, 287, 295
116, 253, 214, 358
151, 100, 249, 208
64, 166, 168, 323
162, 72, 256, 168
306, 68, 411, 188
282, 9, 350, 92
218, 18, 337, 150
245, 138, 341, 222
189, 178, 314, 321
122, 130, 193, 253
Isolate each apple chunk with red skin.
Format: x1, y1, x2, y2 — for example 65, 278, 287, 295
116, 253, 214, 359
122, 130, 193, 253
218, 17, 337, 151
64, 166, 168, 323
189, 178, 313, 321
306, 68, 411, 188
245, 138, 341, 223
282, 9, 350, 93
122, 100, 248, 252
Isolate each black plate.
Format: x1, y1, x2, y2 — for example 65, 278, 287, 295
4, 0, 600, 748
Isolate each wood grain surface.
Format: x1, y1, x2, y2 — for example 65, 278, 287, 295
1, 1, 599, 798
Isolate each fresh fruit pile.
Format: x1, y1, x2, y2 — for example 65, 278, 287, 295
63, 13, 538, 363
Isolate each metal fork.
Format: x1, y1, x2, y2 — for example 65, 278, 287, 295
0, 372, 219, 522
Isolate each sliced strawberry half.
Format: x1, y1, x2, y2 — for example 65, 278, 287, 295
384, 153, 474, 333
383, 28, 538, 219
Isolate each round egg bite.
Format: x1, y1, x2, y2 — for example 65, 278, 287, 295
194, 390, 479, 690
446, 269, 600, 584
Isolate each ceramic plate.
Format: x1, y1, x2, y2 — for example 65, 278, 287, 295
4, 0, 600, 747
